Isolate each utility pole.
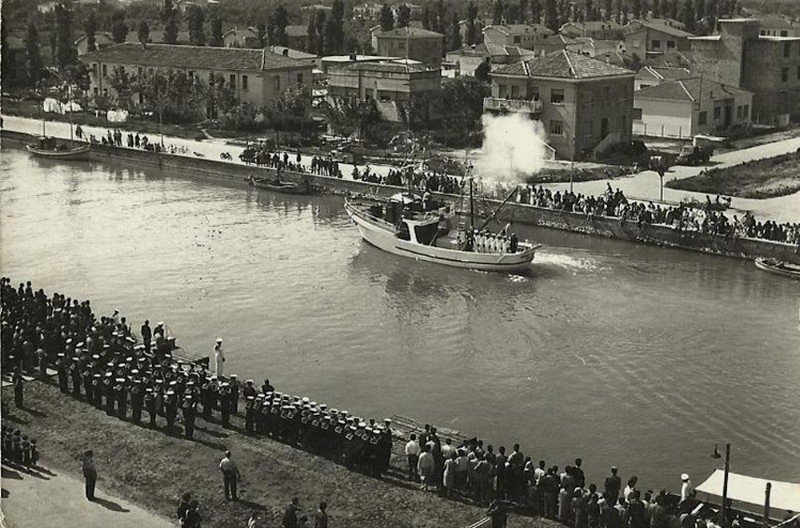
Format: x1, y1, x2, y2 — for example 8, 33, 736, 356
722, 442, 731, 527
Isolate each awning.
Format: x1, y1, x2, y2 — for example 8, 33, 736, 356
696, 470, 800, 512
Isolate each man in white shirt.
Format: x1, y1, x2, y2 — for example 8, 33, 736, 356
404, 433, 421, 480
680, 473, 695, 503
214, 338, 225, 377
219, 450, 241, 501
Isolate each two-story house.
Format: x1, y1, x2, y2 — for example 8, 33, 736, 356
624, 19, 693, 57
482, 24, 555, 51
372, 27, 444, 68
486, 50, 635, 159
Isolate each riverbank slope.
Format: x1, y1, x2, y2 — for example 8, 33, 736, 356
1, 381, 554, 528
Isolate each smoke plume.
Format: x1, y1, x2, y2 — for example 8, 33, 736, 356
473, 113, 552, 181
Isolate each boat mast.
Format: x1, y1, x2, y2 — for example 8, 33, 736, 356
469, 175, 474, 233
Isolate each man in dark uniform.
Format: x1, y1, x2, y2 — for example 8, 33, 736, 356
164, 390, 177, 433
116, 378, 128, 420
56, 353, 69, 393
91, 374, 103, 408
144, 387, 157, 428
12, 367, 24, 408
70, 359, 82, 398
201, 379, 213, 420
229, 375, 240, 415
104, 374, 116, 416
130, 380, 144, 423
182, 395, 196, 439
244, 396, 255, 434
219, 383, 231, 427
140, 320, 152, 352
83, 364, 94, 402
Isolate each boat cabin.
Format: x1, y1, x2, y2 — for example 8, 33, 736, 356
33, 136, 60, 150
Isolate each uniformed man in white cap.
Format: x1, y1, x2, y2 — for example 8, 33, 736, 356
214, 338, 225, 377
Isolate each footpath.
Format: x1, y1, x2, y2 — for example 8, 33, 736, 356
1, 463, 173, 528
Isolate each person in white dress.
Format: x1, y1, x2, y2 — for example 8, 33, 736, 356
214, 338, 225, 377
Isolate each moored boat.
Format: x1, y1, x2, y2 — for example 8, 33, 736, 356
26, 136, 91, 160
754, 257, 800, 279
247, 176, 311, 195
345, 188, 540, 274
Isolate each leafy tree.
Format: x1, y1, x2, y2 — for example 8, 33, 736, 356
306, 17, 318, 54
83, 13, 97, 52
135, 68, 208, 123
324, 18, 338, 54
25, 20, 44, 86
493, 0, 505, 23
61, 62, 90, 93
440, 76, 490, 132
272, 5, 288, 46
329, 0, 345, 52
475, 57, 491, 82
397, 5, 411, 27
1, 23, 13, 87
465, 2, 478, 45
652, 0, 661, 17
379, 4, 394, 31
187, 6, 206, 46
632, 0, 642, 18
110, 10, 129, 44
694, 0, 705, 25
680, 0, 695, 31
138, 21, 150, 47
256, 23, 267, 47
544, 0, 558, 30
603, 0, 613, 20
209, 15, 223, 46
265, 15, 275, 46
447, 12, 462, 51
585, 0, 596, 20
518, 0, 529, 22
319, 95, 379, 139
163, 0, 179, 44
108, 65, 134, 109
55, 3, 77, 69
206, 72, 237, 118
421, 6, 432, 29
314, 11, 327, 55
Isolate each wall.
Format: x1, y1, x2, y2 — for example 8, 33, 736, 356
375, 37, 442, 68
743, 39, 800, 123
4, 130, 797, 265
633, 96, 694, 138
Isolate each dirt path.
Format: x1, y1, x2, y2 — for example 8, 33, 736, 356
1, 463, 173, 528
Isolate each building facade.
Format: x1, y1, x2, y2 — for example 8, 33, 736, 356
80, 43, 313, 109
482, 24, 555, 50
624, 19, 693, 57
560, 21, 624, 40
633, 77, 753, 138
487, 50, 635, 159
372, 27, 444, 68
689, 19, 800, 124
445, 42, 534, 77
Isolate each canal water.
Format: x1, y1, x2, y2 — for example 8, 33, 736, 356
2, 146, 799, 492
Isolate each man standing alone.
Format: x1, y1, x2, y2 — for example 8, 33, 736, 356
82, 450, 97, 501
214, 338, 225, 377
141, 320, 152, 352
219, 450, 241, 501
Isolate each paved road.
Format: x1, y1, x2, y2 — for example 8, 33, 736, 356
1, 464, 172, 528
4, 114, 799, 222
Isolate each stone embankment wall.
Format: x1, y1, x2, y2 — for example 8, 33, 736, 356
5, 130, 798, 265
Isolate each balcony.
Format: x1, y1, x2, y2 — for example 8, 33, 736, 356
483, 97, 543, 114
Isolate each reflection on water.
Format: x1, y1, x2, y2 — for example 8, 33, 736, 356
1, 146, 799, 490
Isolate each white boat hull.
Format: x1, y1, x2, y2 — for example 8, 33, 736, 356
345, 201, 537, 273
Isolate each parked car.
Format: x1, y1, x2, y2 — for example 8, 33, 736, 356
675, 145, 713, 166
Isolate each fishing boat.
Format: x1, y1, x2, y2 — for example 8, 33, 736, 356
247, 176, 311, 195
26, 136, 91, 160
345, 179, 540, 274
754, 257, 800, 279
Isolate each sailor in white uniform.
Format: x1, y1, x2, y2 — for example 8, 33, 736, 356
214, 338, 225, 377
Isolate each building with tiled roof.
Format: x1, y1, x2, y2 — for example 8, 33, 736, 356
757, 15, 800, 37
487, 50, 635, 159
285, 25, 310, 51
80, 43, 313, 109
372, 26, 445, 68
445, 42, 535, 77
633, 77, 753, 137
634, 65, 692, 90
560, 21, 624, 40
483, 23, 555, 50
624, 19, 694, 57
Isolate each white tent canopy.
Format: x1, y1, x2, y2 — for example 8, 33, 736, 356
696, 470, 800, 512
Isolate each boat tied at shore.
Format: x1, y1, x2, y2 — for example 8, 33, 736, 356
246, 175, 312, 195
26, 136, 91, 160
754, 257, 800, 279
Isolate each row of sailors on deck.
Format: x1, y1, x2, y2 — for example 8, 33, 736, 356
470, 230, 519, 254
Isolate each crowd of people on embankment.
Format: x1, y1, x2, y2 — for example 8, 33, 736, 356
67, 125, 799, 247
7, 277, 796, 528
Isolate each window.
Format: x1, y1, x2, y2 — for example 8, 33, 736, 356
743, 105, 749, 118
530, 86, 540, 100
93, 87, 98, 96
297, 73, 304, 85
667, 40, 676, 49
549, 120, 564, 135
274, 76, 281, 92
714, 106, 721, 120
604, 86, 610, 101
230, 74, 236, 89
736, 105, 742, 118
92, 64, 98, 77
781, 30, 788, 37
784, 42, 791, 58
651, 39, 661, 49
498, 84, 507, 97
550, 88, 565, 104
242, 75, 248, 90
188, 70, 194, 80
102, 64, 107, 77
782, 67, 789, 82
514, 36, 521, 43
633, 108, 643, 119
698, 111, 707, 125
585, 89, 594, 103
511, 84, 519, 97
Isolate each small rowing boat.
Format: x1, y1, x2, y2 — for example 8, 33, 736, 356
754, 257, 800, 280
26, 136, 91, 160
247, 176, 311, 195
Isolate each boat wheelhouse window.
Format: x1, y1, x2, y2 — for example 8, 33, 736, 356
414, 222, 439, 246
397, 222, 410, 241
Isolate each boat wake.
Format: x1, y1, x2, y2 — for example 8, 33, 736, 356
535, 252, 602, 273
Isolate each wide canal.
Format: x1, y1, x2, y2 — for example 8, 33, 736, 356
1, 146, 799, 491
